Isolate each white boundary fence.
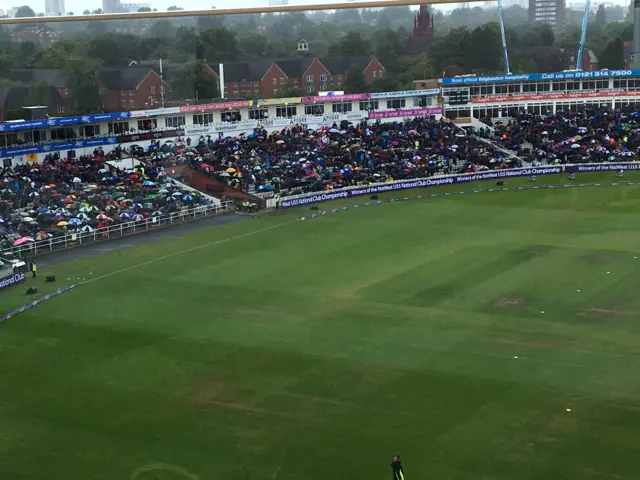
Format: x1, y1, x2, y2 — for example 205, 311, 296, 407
2, 202, 232, 258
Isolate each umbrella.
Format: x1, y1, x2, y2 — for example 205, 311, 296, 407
158, 189, 169, 194
133, 214, 144, 221
68, 218, 83, 226
219, 172, 231, 177
72, 177, 82, 183
13, 237, 34, 246
226, 167, 236, 173
183, 194, 194, 201
143, 181, 156, 186
22, 216, 35, 223
57, 221, 70, 227
80, 225, 94, 233
97, 213, 109, 220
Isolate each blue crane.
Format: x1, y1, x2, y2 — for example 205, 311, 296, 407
497, 0, 511, 75
576, 0, 591, 70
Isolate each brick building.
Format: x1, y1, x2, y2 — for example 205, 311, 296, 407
0, 86, 67, 121
97, 68, 169, 111
3, 68, 168, 114
207, 56, 386, 99
406, 6, 436, 56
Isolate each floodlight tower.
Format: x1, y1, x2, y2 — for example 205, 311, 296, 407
498, 0, 511, 74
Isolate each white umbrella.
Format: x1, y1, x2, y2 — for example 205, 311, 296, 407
72, 177, 82, 183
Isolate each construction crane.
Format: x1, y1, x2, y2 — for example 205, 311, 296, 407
576, 0, 591, 70
497, 0, 511, 75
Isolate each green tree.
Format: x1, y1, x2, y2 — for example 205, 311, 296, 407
15, 5, 35, 17
86, 35, 125, 66
27, 81, 54, 106
63, 60, 103, 113
170, 59, 219, 100
91, 8, 102, 14
137, 7, 151, 12
167, 5, 183, 10
83, 9, 90, 14
328, 31, 371, 57
175, 27, 201, 58
344, 67, 367, 93
199, 28, 239, 62
595, 4, 606, 27
0, 53, 17, 74
274, 86, 303, 97
35, 39, 84, 68
599, 37, 624, 69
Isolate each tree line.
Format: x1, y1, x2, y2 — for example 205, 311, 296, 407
0, 4, 632, 115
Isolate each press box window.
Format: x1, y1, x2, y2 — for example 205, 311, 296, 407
276, 106, 297, 117
332, 102, 352, 113
305, 104, 324, 115
386, 99, 406, 109
193, 113, 213, 125
359, 100, 379, 111
108, 122, 129, 134
164, 116, 185, 128
249, 108, 268, 120
137, 119, 157, 131
220, 111, 241, 122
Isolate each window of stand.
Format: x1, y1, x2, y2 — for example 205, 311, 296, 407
193, 113, 213, 125
414, 96, 432, 107
566, 81, 580, 91
108, 121, 129, 134
220, 110, 242, 122
137, 119, 157, 131
331, 102, 352, 113
386, 99, 405, 109
480, 85, 493, 95
305, 104, 324, 115
276, 106, 297, 117
494, 84, 508, 94
359, 100, 379, 111
553, 81, 566, 91
50, 127, 76, 140
81, 125, 101, 137
0, 132, 18, 147
508, 83, 521, 93
248, 108, 269, 120
164, 116, 185, 128
469, 87, 480, 97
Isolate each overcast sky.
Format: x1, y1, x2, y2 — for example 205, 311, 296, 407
6, 0, 628, 19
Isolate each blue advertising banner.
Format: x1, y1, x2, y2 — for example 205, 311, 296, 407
0, 112, 131, 133
0, 136, 118, 158
280, 167, 563, 208
442, 70, 640, 85
0, 271, 26, 292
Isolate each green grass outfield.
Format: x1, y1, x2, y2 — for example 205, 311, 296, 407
3, 171, 640, 480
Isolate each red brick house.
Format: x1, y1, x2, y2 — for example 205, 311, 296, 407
97, 68, 169, 112
0, 86, 68, 121
207, 56, 386, 99
6, 68, 168, 114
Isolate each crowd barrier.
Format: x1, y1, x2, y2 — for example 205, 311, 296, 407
278, 162, 640, 208
2, 202, 232, 259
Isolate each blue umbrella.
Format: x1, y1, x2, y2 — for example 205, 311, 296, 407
381, 131, 390, 137
183, 194, 194, 201
143, 181, 156, 186
68, 218, 83, 226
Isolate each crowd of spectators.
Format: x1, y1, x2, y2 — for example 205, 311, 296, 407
0, 148, 214, 251
480, 109, 640, 164
184, 118, 518, 196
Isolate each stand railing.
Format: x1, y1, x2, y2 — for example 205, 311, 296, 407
2, 202, 232, 259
